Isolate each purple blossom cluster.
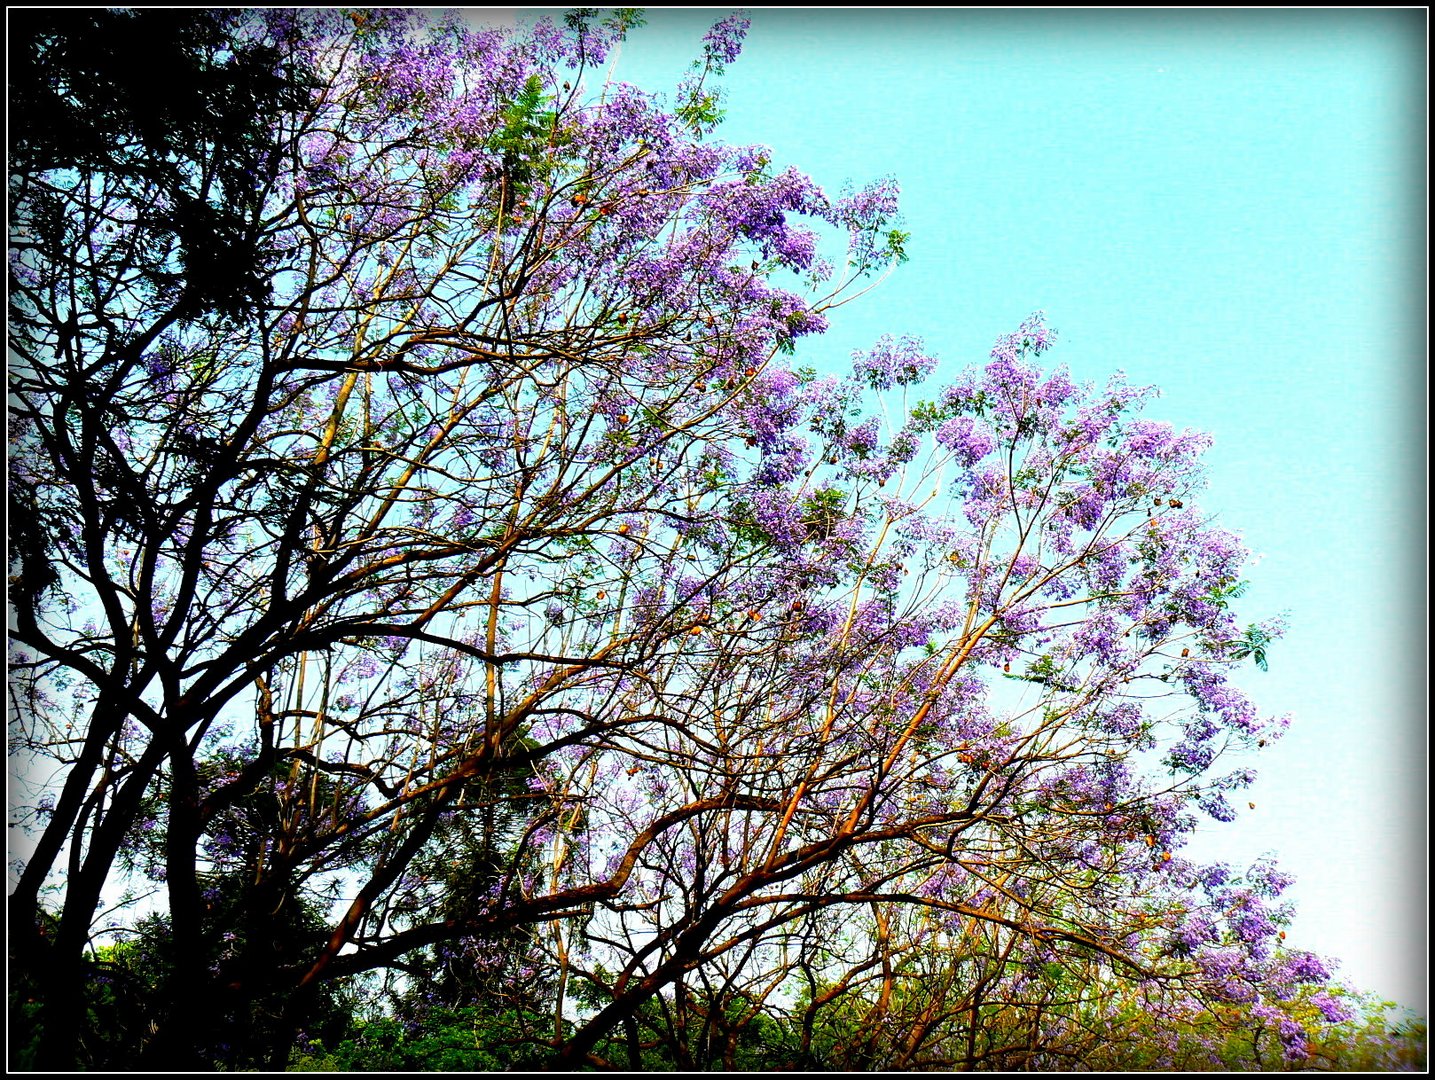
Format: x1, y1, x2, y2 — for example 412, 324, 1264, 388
702, 12, 751, 65
990, 310, 1055, 363
934, 415, 997, 466
851, 334, 939, 391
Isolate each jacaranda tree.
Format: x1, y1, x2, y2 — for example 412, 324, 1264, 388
10, 8, 1352, 1070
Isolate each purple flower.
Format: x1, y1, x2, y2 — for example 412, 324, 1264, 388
1310, 991, 1353, 1024
990, 311, 1055, 362
845, 416, 882, 459
1276, 950, 1331, 984
852, 334, 938, 390
702, 12, 751, 66
1197, 791, 1237, 822
936, 416, 997, 467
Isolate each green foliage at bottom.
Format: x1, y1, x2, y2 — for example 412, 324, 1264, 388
286, 1007, 556, 1072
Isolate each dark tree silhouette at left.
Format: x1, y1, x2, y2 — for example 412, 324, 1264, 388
9, 10, 314, 1069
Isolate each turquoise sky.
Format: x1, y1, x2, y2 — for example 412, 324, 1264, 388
590, 8, 1426, 1014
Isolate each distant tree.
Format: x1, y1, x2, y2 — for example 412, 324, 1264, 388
9, 7, 1352, 1072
